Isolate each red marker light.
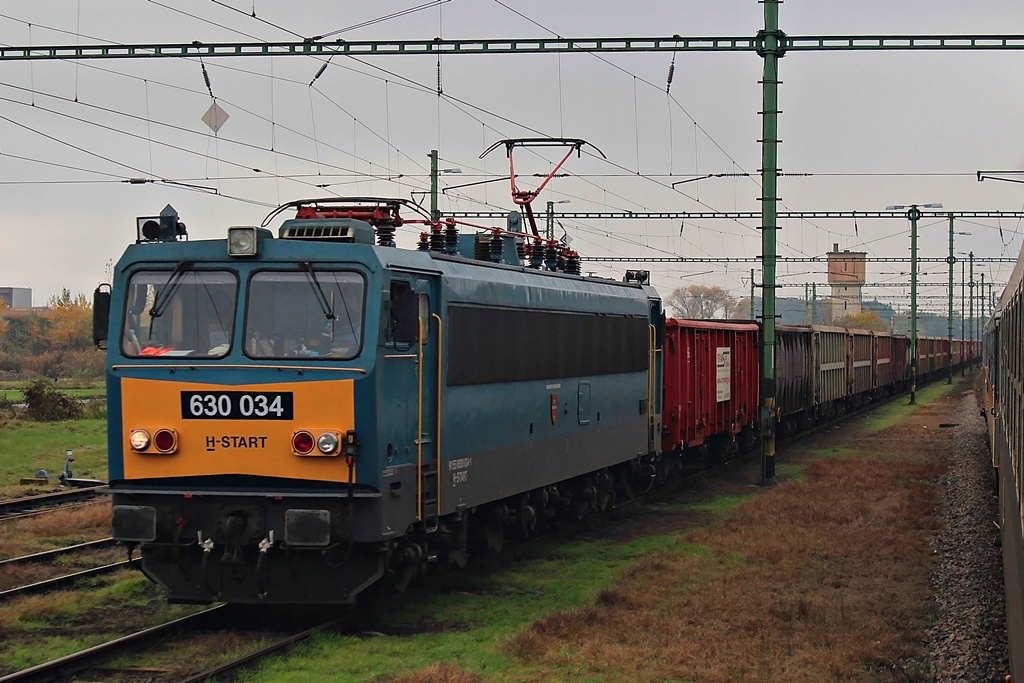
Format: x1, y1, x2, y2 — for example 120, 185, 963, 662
154, 429, 177, 453
292, 431, 315, 454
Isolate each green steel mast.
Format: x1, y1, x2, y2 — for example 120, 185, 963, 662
758, 0, 783, 482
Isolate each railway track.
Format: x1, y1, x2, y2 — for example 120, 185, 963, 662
0, 538, 130, 603
0, 606, 229, 683
0, 486, 107, 520
0, 601, 363, 683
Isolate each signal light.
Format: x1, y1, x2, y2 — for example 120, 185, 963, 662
292, 431, 315, 455
137, 204, 187, 243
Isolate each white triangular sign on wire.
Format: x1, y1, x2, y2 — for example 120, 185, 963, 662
202, 101, 229, 133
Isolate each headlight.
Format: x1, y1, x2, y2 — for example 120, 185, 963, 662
129, 429, 151, 451
317, 432, 339, 455
227, 226, 258, 257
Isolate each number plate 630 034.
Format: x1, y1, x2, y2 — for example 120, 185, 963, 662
180, 391, 294, 420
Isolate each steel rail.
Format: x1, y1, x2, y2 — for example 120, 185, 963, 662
0, 606, 227, 683
178, 614, 356, 683
0, 561, 131, 603
0, 487, 106, 518
0, 538, 115, 569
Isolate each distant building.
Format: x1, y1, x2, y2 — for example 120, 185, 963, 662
0, 287, 31, 309
827, 244, 866, 322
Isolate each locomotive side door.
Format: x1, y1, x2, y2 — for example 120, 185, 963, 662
385, 273, 441, 532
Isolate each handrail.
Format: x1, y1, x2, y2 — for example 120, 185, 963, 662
433, 312, 443, 519
416, 315, 424, 521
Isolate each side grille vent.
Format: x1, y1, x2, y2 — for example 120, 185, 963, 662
278, 218, 375, 244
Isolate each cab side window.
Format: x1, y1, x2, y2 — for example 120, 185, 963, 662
390, 281, 418, 345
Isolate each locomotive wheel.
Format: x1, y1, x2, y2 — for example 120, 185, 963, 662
393, 562, 417, 593
469, 515, 505, 556
484, 520, 504, 554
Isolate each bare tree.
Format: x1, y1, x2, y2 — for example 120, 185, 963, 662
666, 285, 738, 319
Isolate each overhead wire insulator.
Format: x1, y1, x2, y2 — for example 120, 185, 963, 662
444, 218, 459, 254
310, 62, 329, 86
200, 59, 214, 99
666, 45, 678, 94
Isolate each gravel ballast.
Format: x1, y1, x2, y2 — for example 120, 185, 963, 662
927, 388, 1009, 681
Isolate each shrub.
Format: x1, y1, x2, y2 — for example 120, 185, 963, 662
21, 377, 84, 421
83, 399, 107, 419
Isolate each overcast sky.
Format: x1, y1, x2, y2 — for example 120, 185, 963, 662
2, 0, 1023, 312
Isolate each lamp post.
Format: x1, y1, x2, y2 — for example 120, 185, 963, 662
945, 216, 971, 384
428, 150, 463, 221
969, 251, 975, 360
887, 203, 942, 404
959, 254, 967, 377
546, 199, 570, 241
980, 271, 986, 326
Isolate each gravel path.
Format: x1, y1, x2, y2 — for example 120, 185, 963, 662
928, 389, 1008, 681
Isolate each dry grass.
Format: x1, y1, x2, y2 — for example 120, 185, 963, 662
506, 397, 956, 682
383, 662, 486, 683
0, 588, 92, 633
0, 545, 124, 592
0, 500, 111, 559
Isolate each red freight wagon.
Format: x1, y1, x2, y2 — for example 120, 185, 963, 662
661, 319, 759, 455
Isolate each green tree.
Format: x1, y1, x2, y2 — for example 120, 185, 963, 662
45, 288, 92, 351
834, 310, 888, 332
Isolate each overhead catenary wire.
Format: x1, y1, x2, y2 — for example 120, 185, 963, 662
2, 6, 1015, 299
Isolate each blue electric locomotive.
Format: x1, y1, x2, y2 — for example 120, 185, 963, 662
94, 198, 664, 604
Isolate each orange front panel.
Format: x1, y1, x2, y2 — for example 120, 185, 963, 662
120, 377, 356, 482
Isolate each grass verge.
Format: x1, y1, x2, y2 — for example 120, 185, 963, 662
0, 573, 203, 674
0, 417, 107, 494
242, 377, 967, 682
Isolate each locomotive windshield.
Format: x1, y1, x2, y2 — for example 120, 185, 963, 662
244, 270, 364, 359
122, 269, 238, 358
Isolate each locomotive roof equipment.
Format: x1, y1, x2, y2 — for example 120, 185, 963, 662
480, 138, 605, 238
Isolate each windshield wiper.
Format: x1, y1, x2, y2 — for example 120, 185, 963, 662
149, 261, 193, 319
301, 261, 336, 326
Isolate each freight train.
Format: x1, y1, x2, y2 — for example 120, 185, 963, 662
983, 242, 1024, 678
93, 196, 975, 605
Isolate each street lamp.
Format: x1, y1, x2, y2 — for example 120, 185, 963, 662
886, 203, 942, 404
945, 215, 970, 384
546, 199, 570, 240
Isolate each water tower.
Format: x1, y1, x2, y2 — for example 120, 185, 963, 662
827, 243, 866, 322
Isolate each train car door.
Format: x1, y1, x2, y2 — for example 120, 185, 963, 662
384, 274, 441, 533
